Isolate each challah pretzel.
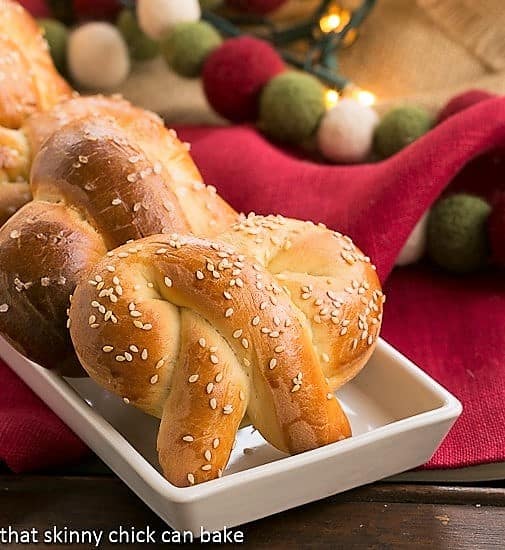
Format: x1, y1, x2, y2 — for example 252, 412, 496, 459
0, 0, 71, 128
68, 216, 383, 486
0, 0, 72, 224
0, 105, 237, 372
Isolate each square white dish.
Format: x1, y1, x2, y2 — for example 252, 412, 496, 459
0, 337, 462, 533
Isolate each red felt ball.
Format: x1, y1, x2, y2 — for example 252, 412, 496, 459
488, 192, 505, 268
72, 0, 122, 21
226, 0, 287, 14
18, 0, 51, 17
437, 89, 494, 124
202, 36, 284, 122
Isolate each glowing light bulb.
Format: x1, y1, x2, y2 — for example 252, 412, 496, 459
356, 89, 376, 107
325, 88, 340, 109
320, 13, 341, 33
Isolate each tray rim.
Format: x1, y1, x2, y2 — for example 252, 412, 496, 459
1, 336, 462, 505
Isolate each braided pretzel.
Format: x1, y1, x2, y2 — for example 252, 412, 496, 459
68, 217, 383, 486
0, 0, 72, 224
0, 106, 237, 372
0, 0, 71, 128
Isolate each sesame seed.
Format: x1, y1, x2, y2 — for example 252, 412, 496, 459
340, 327, 348, 336
209, 398, 217, 410
239, 390, 245, 401
274, 345, 285, 353
187, 473, 195, 485
115, 355, 125, 362
155, 248, 167, 255
143, 324, 152, 331
198, 338, 206, 348
130, 310, 142, 317
223, 291, 232, 300
252, 316, 260, 326
225, 308, 234, 318
233, 329, 243, 339
141, 349, 148, 360
201, 464, 212, 471
102, 345, 113, 352
9, 230, 20, 239
342, 319, 350, 326
291, 384, 301, 393
351, 339, 358, 350
123, 397, 130, 404
164, 277, 172, 287
260, 301, 268, 310
111, 198, 122, 206
182, 435, 194, 442
322, 353, 330, 363
269, 358, 277, 369
213, 438, 220, 449
204, 450, 212, 461
223, 404, 233, 415
210, 354, 219, 364
124, 352, 133, 362
133, 320, 143, 329
215, 372, 223, 383
206, 383, 214, 394
188, 374, 199, 383
327, 393, 333, 400
241, 338, 249, 349
150, 374, 159, 384
106, 265, 115, 272
196, 270, 204, 280
88, 315, 96, 325
218, 469, 223, 478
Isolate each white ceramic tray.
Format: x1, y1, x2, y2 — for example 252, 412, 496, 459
1, 337, 462, 534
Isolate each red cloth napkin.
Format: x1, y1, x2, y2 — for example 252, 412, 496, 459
1, 96, 504, 473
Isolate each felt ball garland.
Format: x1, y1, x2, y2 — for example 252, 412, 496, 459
203, 36, 284, 122
22, 2, 503, 275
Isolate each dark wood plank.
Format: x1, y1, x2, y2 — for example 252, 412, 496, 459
0, 476, 504, 548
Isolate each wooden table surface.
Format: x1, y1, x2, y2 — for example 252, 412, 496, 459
1, 461, 504, 549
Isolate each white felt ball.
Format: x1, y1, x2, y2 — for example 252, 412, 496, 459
317, 99, 379, 163
137, 0, 201, 40
68, 22, 130, 90
396, 211, 429, 266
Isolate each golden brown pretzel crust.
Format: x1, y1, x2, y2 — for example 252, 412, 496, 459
69, 233, 352, 487
218, 214, 385, 390
0, 0, 72, 224
0, 0, 71, 128
0, 108, 237, 371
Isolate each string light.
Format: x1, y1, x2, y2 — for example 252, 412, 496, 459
355, 89, 376, 107
343, 84, 376, 107
319, 6, 350, 33
325, 88, 340, 109
320, 13, 341, 33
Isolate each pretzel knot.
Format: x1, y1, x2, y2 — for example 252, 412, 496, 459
69, 216, 384, 487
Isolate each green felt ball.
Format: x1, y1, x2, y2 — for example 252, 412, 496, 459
161, 22, 222, 78
38, 18, 68, 73
373, 106, 432, 157
259, 71, 325, 143
427, 194, 492, 273
117, 9, 159, 61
